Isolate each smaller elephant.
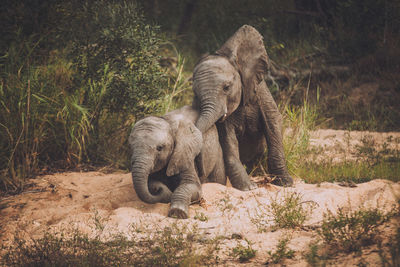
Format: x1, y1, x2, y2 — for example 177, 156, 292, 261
129, 106, 226, 219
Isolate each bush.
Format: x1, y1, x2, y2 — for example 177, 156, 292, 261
318, 207, 392, 252
267, 236, 295, 264
269, 191, 315, 230
0, 1, 167, 192
231, 239, 256, 263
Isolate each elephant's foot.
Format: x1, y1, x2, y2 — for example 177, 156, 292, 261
168, 202, 189, 219
230, 177, 258, 191
271, 174, 294, 187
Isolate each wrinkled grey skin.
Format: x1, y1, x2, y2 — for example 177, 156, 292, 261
192, 25, 293, 189
129, 106, 226, 219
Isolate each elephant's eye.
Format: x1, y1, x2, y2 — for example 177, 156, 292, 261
223, 85, 230, 92
156, 145, 164, 151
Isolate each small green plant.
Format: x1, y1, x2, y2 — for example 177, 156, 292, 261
92, 209, 108, 233
249, 191, 315, 232
268, 191, 315, 230
304, 241, 327, 267
231, 239, 256, 263
318, 207, 392, 253
249, 207, 270, 233
218, 190, 234, 213
194, 211, 209, 222
267, 235, 295, 264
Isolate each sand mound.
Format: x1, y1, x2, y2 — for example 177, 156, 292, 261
1, 171, 399, 266
1, 129, 400, 265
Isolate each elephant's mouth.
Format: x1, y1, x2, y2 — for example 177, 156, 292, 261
218, 113, 227, 123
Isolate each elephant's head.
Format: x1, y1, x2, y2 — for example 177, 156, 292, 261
129, 116, 202, 204
193, 25, 269, 133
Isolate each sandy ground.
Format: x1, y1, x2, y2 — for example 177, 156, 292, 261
1, 129, 400, 266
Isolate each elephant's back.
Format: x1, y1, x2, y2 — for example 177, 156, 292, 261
163, 105, 199, 125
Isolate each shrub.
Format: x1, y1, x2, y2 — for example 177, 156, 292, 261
318, 207, 392, 253
269, 191, 315, 230
0, 1, 168, 191
231, 239, 256, 263
267, 235, 295, 264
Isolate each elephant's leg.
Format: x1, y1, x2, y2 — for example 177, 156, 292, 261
168, 168, 202, 219
208, 155, 227, 185
257, 82, 293, 186
217, 122, 257, 191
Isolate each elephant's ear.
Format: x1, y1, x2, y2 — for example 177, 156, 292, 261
216, 25, 269, 106
166, 120, 203, 177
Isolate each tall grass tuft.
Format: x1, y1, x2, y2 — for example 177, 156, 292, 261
281, 85, 320, 177
0, 42, 91, 191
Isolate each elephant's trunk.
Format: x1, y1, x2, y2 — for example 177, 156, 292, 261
194, 84, 224, 133
131, 157, 171, 204
196, 100, 221, 133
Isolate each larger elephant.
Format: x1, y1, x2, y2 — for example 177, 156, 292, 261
129, 106, 226, 219
192, 25, 293, 189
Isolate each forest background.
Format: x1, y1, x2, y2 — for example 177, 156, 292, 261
1, 0, 399, 193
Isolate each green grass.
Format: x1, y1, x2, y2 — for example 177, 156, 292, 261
298, 160, 400, 184
279, 92, 400, 184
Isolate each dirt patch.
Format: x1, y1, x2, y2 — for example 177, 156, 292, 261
309, 129, 400, 163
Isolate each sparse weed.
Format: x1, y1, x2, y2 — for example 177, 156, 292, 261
304, 241, 327, 267
194, 211, 209, 222
269, 191, 316, 230
218, 190, 234, 213
250, 206, 271, 233
355, 135, 400, 167
267, 235, 295, 264
318, 207, 393, 253
231, 239, 256, 263
250, 191, 315, 232
92, 209, 108, 233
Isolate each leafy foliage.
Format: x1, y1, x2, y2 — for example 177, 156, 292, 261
0, 1, 167, 191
